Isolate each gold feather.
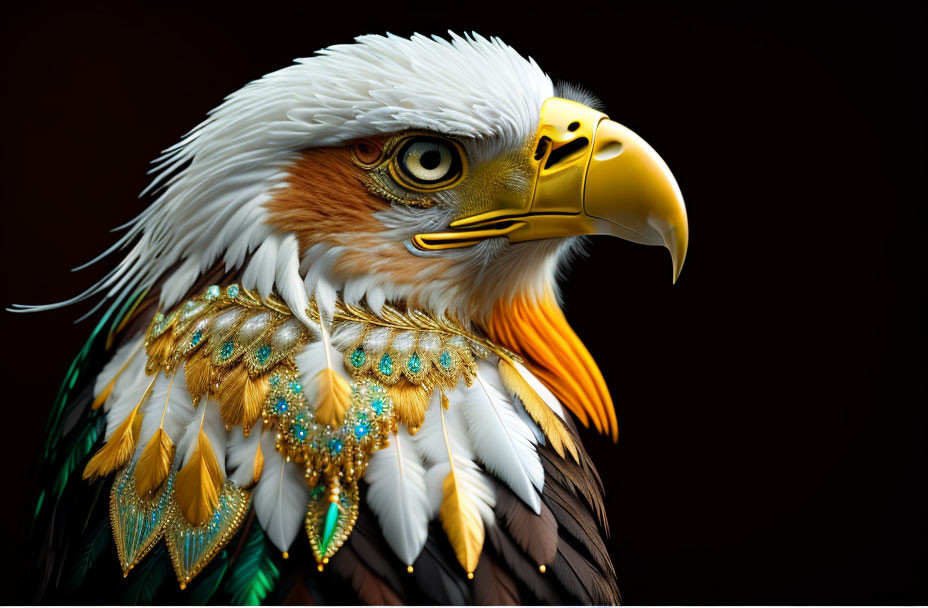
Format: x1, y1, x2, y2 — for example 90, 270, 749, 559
184, 350, 212, 403
146, 332, 176, 371
388, 380, 429, 431
135, 428, 175, 498
313, 368, 351, 427
498, 358, 580, 463
251, 441, 265, 486
83, 376, 156, 480
437, 406, 484, 576
175, 426, 223, 525
217, 366, 270, 430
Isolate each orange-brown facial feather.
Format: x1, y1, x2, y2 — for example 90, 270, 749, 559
265, 142, 453, 291
484, 291, 618, 442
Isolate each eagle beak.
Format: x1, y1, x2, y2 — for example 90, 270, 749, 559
412, 97, 689, 282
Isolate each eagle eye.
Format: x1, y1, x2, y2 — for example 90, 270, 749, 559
391, 136, 464, 191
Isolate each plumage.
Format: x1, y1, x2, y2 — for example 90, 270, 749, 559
22, 28, 691, 604
175, 424, 224, 525
365, 427, 431, 567
226, 422, 265, 488
459, 359, 543, 513
498, 356, 579, 462
135, 428, 175, 498
253, 431, 310, 555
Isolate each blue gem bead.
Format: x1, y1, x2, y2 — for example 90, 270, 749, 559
255, 345, 272, 364
206, 285, 221, 300
350, 348, 366, 368
379, 353, 394, 376
291, 424, 307, 441
407, 353, 422, 374
270, 375, 280, 386
440, 350, 453, 370
289, 381, 302, 394
220, 340, 235, 360
354, 422, 370, 438
191, 329, 203, 346
328, 438, 343, 454
275, 397, 288, 413
226, 284, 240, 298
371, 398, 384, 414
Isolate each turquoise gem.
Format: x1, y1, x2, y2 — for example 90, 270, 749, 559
328, 439, 343, 454
321, 501, 339, 554
275, 397, 288, 413
289, 381, 302, 394
379, 353, 394, 376
407, 353, 422, 374
206, 285, 220, 300
440, 350, 453, 370
190, 329, 202, 346
371, 399, 384, 414
354, 422, 370, 438
226, 284, 240, 298
255, 345, 271, 364
349, 347, 366, 368
220, 340, 234, 360
270, 375, 280, 386
291, 424, 307, 441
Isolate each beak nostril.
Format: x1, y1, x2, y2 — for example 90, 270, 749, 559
534, 136, 551, 161
567, 121, 580, 132
544, 137, 589, 169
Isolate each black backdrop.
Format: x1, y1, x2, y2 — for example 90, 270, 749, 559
1, 2, 924, 604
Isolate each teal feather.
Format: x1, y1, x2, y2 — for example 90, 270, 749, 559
61, 516, 110, 594
224, 522, 280, 606
188, 550, 230, 605
121, 544, 170, 604
51, 412, 103, 500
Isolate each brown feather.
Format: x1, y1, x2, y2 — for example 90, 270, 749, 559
550, 538, 621, 605
473, 554, 520, 605
494, 482, 559, 568
333, 545, 403, 606
543, 479, 615, 576
485, 521, 562, 604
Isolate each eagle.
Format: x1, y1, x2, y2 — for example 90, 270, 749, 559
21, 32, 687, 605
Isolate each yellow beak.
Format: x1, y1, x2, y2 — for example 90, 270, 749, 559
412, 97, 689, 282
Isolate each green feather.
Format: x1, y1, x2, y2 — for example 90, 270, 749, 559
224, 523, 280, 606
121, 544, 170, 604
188, 550, 229, 605
51, 412, 103, 500
61, 516, 110, 594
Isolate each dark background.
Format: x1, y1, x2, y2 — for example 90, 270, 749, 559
1, 1, 924, 604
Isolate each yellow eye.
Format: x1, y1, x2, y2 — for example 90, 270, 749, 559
393, 136, 464, 190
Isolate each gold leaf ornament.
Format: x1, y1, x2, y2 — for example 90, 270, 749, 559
312, 368, 351, 427
135, 428, 175, 498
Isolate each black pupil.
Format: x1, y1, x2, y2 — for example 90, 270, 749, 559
420, 149, 442, 171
